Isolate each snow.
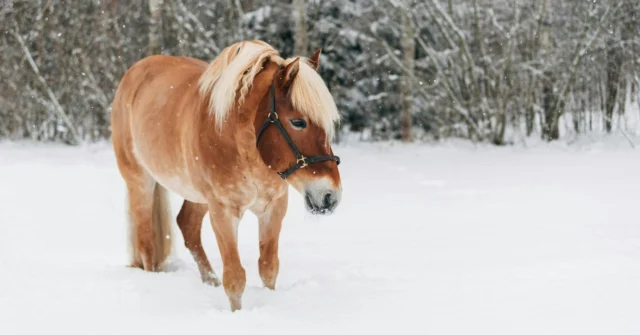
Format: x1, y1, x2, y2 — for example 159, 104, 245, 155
1, 138, 639, 335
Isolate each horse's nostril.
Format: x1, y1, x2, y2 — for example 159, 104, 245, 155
323, 192, 333, 208
305, 194, 315, 209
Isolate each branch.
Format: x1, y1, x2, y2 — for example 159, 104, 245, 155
550, 3, 622, 131
11, 23, 81, 145
413, 36, 484, 139
172, 0, 220, 54
602, 113, 637, 149
426, 0, 491, 118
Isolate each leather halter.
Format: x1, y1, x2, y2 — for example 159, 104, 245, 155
255, 65, 340, 179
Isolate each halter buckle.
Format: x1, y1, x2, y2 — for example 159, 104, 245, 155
297, 157, 308, 168
268, 112, 278, 122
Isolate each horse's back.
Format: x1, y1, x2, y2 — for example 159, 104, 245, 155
114, 55, 206, 103
111, 54, 206, 125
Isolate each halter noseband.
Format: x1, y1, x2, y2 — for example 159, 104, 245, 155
255, 65, 340, 179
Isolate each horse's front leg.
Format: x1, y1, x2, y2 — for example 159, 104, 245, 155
208, 202, 245, 311
176, 200, 220, 286
256, 192, 288, 290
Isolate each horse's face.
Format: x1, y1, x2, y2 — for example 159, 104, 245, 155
256, 51, 342, 215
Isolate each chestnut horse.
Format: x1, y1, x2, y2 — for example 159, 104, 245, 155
110, 40, 342, 311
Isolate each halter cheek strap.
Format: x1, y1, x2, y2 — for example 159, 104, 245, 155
255, 65, 340, 179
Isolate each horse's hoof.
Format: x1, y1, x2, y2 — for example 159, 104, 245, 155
127, 262, 143, 269
230, 297, 242, 312
262, 279, 276, 290
202, 272, 221, 287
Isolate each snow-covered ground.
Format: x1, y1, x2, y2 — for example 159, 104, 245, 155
0, 137, 639, 335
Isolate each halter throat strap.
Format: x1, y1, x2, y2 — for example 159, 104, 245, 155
255, 65, 340, 179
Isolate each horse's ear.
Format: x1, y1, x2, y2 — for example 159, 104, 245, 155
260, 56, 271, 70
281, 57, 300, 89
308, 48, 321, 71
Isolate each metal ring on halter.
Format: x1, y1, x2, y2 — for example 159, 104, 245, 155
296, 157, 308, 169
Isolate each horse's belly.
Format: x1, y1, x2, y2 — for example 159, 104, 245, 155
132, 144, 207, 203
155, 172, 207, 204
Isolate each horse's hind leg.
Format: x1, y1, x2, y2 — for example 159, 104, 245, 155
124, 176, 173, 272
115, 146, 173, 272
177, 200, 221, 287
111, 82, 172, 272
126, 179, 155, 270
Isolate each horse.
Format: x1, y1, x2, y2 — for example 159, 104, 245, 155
109, 40, 343, 311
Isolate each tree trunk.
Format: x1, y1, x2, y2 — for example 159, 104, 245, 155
400, 5, 415, 142
540, 19, 558, 140
542, 69, 558, 140
293, 0, 308, 56
148, 0, 162, 55
605, 37, 621, 132
526, 91, 535, 136
528, 0, 547, 138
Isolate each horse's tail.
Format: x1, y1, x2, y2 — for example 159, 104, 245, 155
151, 183, 173, 265
126, 183, 173, 268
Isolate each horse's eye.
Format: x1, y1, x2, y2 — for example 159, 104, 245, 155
289, 119, 307, 129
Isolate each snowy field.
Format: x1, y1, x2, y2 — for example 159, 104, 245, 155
0, 137, 639, 335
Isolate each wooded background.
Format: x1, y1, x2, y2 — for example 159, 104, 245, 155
1, 0, 639, 145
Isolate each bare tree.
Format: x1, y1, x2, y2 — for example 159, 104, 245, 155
1, 0, 638, 145
400, 3, 415, 142
293, 0, 308, 56
148, 0, 162, 55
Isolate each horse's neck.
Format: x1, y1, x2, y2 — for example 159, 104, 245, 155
190, 64, 277, 165
190, 87, 263, 156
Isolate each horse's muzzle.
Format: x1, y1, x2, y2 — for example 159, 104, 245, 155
304, 189, 340, 215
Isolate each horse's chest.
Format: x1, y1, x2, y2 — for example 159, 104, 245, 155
248, 179, 287, 214
213, 176, 258, 204
212, 176, 285, 215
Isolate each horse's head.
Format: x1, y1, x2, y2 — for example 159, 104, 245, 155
255, 50, 342, 215
198, 41, 342, 215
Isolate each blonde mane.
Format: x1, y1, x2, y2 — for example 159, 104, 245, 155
198, 40, 278, 129
199, 40, 341, 139
284, 57, 341, 140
